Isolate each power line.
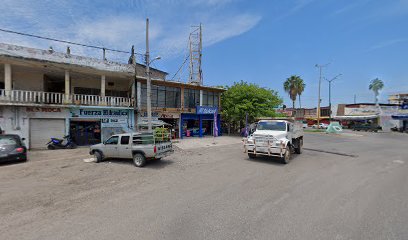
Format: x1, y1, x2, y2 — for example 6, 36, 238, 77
170, 54, 189, 81
0, 27, 143, 55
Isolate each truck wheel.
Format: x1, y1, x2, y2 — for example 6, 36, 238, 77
248, 153, 256, 159
282, 146, 291, 164
295, 139, 303, 154
133, 153, 146, 167
94, 151, 103, 163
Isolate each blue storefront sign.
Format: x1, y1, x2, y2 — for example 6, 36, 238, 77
180, 106, 220, 138
401, 103, 408, 110
196, 106, 218, 114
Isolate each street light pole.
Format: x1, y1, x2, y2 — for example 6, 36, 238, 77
315, 63, 330, 128
145, 18, 152, 132
325, 73, 342, 121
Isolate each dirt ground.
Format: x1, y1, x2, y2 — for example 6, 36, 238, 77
1, 133, 407, 240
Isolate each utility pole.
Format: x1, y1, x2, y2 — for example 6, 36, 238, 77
325, 74, 342, 121
131, 45, 138, 131
145, 18, 152, 133
315, 63, 330, 128
354, 94, 356, 104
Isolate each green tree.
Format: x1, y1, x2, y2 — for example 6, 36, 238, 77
221, 81, 282, 134
284, 75, 304, 109
295, 77, 305, 108
369, 78, 384, 105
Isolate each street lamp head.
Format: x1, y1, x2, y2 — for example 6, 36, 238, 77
155, 56, 161, 60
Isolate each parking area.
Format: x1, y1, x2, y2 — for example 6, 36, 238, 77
1, 132, 408, 240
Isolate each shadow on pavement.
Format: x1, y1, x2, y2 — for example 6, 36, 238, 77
246, 154, 301, 166
0, 160, 27, 167
100, 158, 174, 169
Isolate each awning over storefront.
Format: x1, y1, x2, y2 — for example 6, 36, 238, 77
137, 120, 171, 127
391, 114, 408, 120
334, 115, 379, 120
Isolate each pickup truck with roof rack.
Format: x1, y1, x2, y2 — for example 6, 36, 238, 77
89, 131, 173, 167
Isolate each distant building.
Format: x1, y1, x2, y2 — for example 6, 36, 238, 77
334, 103, 400, 131
278, 106, 331, 125
388, 93, 408, 105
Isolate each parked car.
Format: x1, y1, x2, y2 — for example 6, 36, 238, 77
89, 131, 173, 167
312, 123, 328, 129
0, 134, 27, 163
352, 124, 382, 132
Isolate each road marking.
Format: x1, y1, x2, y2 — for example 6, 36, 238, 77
392, 160, 405, 164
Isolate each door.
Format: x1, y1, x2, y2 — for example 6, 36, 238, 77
30, 118, 65, 149
103, 135, 119, 158
118, 135, 132, 159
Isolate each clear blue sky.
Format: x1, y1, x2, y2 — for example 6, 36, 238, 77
1, 0, 407, 107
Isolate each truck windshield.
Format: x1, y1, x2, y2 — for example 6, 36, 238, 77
257, 121, 286, 131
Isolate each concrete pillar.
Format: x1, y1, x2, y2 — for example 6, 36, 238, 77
180, 86, 184, 108
101, 75, 106, 97
4, 64, 12, 95
137, 81, 141, 110
64, 70, 70, 103
199, 89, 203, 106
199, 115, 203, 138
65, 70, 70, 96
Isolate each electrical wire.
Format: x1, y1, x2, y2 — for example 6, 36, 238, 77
170, 55, 189, 81
0, 27, 144, 55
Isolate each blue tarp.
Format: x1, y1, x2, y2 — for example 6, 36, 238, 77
391, 114, 408, 120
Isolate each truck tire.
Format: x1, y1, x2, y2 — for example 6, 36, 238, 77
295, 138, 303, 154
94, 151, 103, 163
248, 153, 256, 159
133, 153, 146, 167
281, 145, 291, 164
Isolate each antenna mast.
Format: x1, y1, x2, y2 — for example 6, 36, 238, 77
188, 24, 203, 85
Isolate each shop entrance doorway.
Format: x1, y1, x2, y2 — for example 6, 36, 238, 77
70, 120, 101, 146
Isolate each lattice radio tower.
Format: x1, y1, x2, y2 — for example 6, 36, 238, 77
188, 24, 203, 85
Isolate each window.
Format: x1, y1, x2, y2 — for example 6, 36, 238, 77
105, 136, 118, 144
120, 136, 130, 145
257, 122, 287, 131
141, 84, 181, 108
132, 135, 154, 144
184, 88, 200, 108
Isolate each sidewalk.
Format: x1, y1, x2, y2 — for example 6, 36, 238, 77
173, 136, 243, 150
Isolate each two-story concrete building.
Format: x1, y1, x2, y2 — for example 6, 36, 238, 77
0, 43, 224, 148
0, 42, 167, 148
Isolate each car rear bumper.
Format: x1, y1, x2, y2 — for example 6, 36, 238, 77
156, 149, 174, 158
0, 153, 27, 163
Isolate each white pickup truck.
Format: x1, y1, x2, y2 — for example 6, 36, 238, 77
89, 132, 173, 167
244, 119, 304, 163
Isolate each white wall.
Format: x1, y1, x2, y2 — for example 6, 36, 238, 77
0, 106, 70, 148
13, 71, 44, 91
71, 77, 130, 93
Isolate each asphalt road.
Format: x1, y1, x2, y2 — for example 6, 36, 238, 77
0, 132, 407, 240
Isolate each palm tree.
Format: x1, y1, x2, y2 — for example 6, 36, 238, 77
369, 78, 384, 105
284, 75, 300, 109
295, 77, 305, 108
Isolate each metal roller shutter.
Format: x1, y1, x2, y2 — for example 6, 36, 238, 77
30, 119, 65, 149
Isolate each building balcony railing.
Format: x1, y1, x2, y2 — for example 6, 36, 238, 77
0, 89, 133, 108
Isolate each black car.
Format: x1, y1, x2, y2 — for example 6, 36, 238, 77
0, 134, 27, 163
